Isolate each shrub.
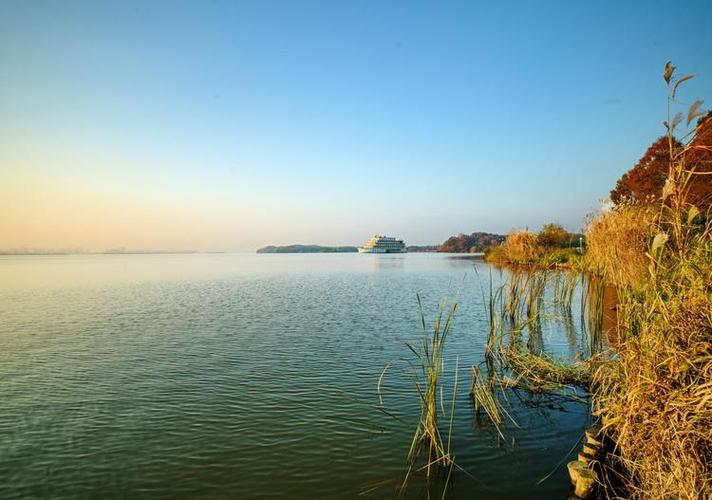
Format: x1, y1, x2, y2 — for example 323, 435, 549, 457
501, 230, 540, 264
483, 245, 505, 263
537, 223, 569, 248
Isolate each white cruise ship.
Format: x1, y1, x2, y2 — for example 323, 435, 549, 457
358, 235, 406, 254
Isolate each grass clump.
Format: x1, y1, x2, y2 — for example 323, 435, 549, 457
404, 295, 459, 481
501, 230, 540, 264
504, 350, 592, 388
470, 365, 506, 439
584, 204, 656, 289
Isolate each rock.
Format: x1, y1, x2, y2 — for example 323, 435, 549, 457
567, 460, 585, 485
586, 434, 604, 447
583, 443, 599, 456
574, 467, 596, 498
567, 460, 597, 498
585, 423, 602, 440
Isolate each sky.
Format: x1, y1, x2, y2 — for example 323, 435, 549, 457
1, 1, 711, 251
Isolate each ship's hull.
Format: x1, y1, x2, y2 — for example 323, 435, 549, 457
357, 247, 405, 253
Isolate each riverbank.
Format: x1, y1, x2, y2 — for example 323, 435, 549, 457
466, 201, 709, 498
459, 64, 711, 498
580, 66, 711, 499
584, 206, 711, 497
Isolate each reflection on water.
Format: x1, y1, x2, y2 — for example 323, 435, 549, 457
0, 254, 591, 499
365, 254, 407, 272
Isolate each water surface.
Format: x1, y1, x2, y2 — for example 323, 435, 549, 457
0, 253, 591, 499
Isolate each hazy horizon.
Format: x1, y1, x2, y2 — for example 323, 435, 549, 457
3, 1, 711, 252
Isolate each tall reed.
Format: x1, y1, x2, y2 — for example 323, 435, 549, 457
475, 268, 596, 414
405, 295, 459, 480
470, 365, 505, 439
581, 275, 605, 354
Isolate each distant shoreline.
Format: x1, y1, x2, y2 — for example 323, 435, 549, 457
256, 244, 443, 254
256, 245, 358, 254
0, 250, 210, 256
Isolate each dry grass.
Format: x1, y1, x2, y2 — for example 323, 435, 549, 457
592, 283, 712, 499
504, 350, 592, 388
501, 230, 541, 264
486, 232, 582, 269
403, 62, 711, 499
585, 204, 656, 289
586, 63, 712, 499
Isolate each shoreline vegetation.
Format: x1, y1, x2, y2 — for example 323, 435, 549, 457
395, 62, 711, 499
256, 244, 358, 253
437, 232, 506, 253
254, 229, 580, 258
581, 64, 711, 498
483, 224, 585, 268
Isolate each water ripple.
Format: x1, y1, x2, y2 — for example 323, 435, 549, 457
0, 254, 590, 499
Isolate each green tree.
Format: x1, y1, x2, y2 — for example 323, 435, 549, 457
537, 223, 569, 248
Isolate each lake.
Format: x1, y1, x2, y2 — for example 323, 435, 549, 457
0, 253, 592, 499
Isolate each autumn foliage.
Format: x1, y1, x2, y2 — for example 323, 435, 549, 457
610, 137, 681, 205
611, 113, 712, 209
684, 112, 712, 208
438, 232, 505, 253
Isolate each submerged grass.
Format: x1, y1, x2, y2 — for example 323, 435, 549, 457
469, 365, 505, 439
504, 350, 592, 388
470, 265, 602, 440
391, 255, 606, 495
581, 276, 605, 355
553, 271, 578, 315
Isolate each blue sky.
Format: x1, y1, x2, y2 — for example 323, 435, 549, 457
1, 1, 711, 250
